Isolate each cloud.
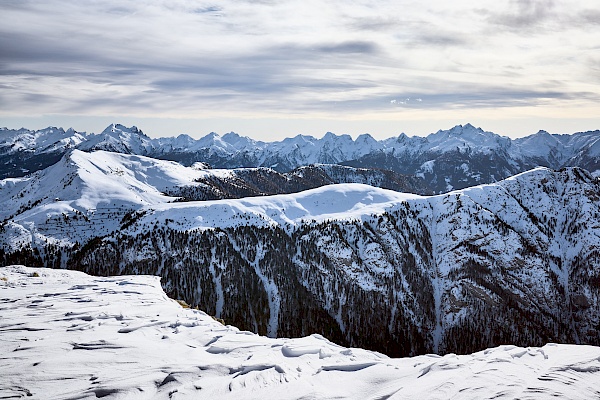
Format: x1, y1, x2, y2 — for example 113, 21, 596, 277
314, 41, 380, 55
0, 0, 598, 130
348, 16, 404, 32
574, 9, 600, 26
409, 31, 468, 48
484, 0, 557, 29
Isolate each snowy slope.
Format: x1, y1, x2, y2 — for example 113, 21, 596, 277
2, 265, 600, 400
0, 150, 218, 246
148, 183, 421, 231
0, 150, 425, 248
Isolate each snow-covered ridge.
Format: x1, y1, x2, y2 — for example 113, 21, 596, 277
0, 150, 424, 246
148, 182, 422, 231
2, 265, 599, 400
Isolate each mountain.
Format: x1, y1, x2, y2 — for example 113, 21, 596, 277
4, 265, 599, 400
169, 164, 430, 201
2, 149, 600, 357
0, 126, 88, 179
76, 123, 155, 154
2, 123, 600, 192
0, 150, 425, 247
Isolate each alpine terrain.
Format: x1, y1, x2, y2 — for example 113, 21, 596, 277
1, 147, 600, 357
2, 123, 600, 193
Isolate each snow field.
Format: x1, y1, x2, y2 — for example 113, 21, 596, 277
2, 266, 600, 400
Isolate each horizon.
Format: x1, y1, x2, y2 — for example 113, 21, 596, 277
1, 1, 599, 141
2, 119, 599, 142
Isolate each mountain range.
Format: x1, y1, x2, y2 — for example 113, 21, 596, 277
2, 123, 600, 193
2, 149, 599, 357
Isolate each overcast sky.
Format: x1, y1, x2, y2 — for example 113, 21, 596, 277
1, 0, 599, 139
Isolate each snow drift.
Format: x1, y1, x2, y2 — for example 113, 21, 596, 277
2, 266, 600, 400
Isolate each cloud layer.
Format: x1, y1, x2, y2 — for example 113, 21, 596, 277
1, 0, 599, 138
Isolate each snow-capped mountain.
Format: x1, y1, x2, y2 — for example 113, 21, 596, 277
2, 122, 600, 192
2, 149, 599, 357
0, 150, 424, 247
4, 266, 599, 400
76, 123, 156, 155
0, 126, 87, 154
0, 126, 88, 179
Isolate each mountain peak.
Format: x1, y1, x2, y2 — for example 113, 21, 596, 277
78, 124, 152, 154
445, 123, 481, 136
102, 123, 145, 137
221, 131, 258, 149
356, 133, 375, 142
222, 131, 241, 140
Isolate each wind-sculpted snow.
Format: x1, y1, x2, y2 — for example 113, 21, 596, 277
2, 266, 600, 400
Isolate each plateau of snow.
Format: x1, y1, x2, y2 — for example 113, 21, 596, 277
2, 266, 600, 400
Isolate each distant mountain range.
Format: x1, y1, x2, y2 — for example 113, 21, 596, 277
2, 123, 599, 193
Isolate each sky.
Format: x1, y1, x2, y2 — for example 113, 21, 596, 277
1, 0, 599, 140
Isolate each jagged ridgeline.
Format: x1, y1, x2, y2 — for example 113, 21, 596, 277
2, 123, 600, 193
2, 148, 599, 357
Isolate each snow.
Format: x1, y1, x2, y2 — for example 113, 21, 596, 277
77, 124, 154, 155
141, 183, 422, 233
2, 265, 600, 400
0, 147, 423, 240
0, 150, 237, 245
0, 126, 87, 154
514, 130, 565, 159
416, 160, 435, 178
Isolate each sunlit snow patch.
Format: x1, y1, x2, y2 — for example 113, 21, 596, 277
2, 266, 600, 400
